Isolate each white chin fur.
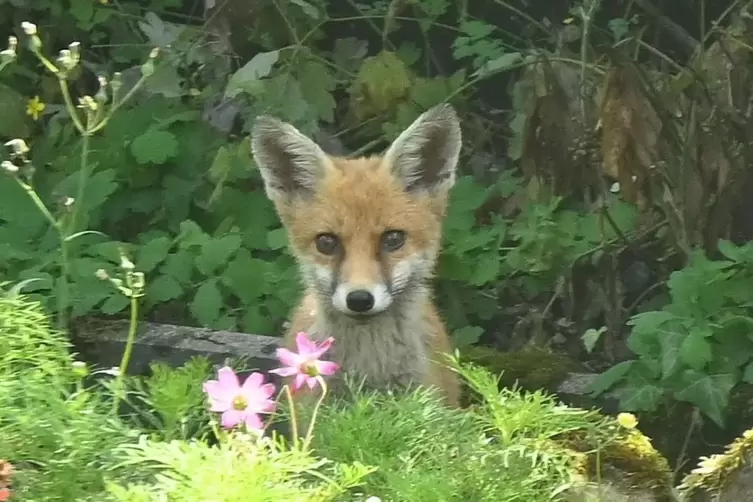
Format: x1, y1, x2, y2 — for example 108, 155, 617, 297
332, 283, 392, 315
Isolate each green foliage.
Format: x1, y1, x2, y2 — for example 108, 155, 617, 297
591, 240, 753, 428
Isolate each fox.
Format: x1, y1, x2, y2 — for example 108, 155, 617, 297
250, 103, 462, 408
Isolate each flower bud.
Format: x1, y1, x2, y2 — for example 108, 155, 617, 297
4, 138, 29, 156
72, 361, 89, 378
21, 22, 37, 35
1, 160, 19, 174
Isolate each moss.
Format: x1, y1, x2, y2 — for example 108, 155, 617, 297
677, 426, 753, 498
460, 345, 583, 393
555, 417, 674, 500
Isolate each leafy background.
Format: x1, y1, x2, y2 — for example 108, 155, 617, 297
3, 0, 753, 481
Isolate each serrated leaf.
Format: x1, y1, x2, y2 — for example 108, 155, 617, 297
148, 274, 183, 303
131, 129, 179, 164
101, 293, 130, 315
225, 51, 280, 98
195, 235, 242, 275
224, 251, 268, 303
470, 252, 500, 285
162, 251, 194, 285
266, 228, 288, 250
137, 236, 173, 273
190, 279, 223, 327
675, 371, 736, 427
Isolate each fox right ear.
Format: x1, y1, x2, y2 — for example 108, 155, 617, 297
250, 116, 330, 202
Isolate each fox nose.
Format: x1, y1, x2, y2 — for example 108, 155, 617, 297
345, 289, 375, 313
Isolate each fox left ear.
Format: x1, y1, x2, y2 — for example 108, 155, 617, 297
383, 103, 462, 194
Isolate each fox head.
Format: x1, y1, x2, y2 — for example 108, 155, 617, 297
250, 104, 462, 318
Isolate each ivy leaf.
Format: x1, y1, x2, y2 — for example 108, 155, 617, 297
679, 327, 713, 371
195, 235, 243, 275
589, 360, 634, 396
658, 330, 683, 378
675, 371, 736, 428
131, 129, 179, 164
148, 274, 184, 303
225, 51, 280, 98
619, 382, 663, 412
190, 279, 223, 327
137, 236, 173, 273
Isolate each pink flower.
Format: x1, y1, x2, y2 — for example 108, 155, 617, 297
202, 367, 276, 430
270, 332, 339, 391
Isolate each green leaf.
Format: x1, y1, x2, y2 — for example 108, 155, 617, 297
658, 330, 683, 378
290, 0, 321, 18
675, 371, 736, 427
225, 51, 280, 98
266, 228, 289, 250
743, 361, 753, 383
224, 250, 268, 303
0, 83, 30, 137
679, 328, 713, 371
100, 293, 129, 315
452, 326, 484, 348
137, 237, 173, 273
148, 275, 184, 303
190, 279, 223, 327
162, 250, 194, 285
619, 383, 663, 412
469, 252, 500, 285
195, 235, 243, 275
588, 360, 634, 396
582, 326, 607, 354
131, 129, 179, 164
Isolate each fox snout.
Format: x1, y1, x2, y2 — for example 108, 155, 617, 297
333, 283, 392, 316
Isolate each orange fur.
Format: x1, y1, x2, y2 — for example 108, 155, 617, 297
250, 104, 463, 408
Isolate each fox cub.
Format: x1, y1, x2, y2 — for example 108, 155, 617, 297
250, 104, 462, 407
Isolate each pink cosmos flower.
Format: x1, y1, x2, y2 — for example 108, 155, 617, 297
270, 332, 340, 391
202, 366, 276, 430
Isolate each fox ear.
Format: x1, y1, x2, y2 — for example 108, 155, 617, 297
250, 116, 330, 201
383, 103, 462, 194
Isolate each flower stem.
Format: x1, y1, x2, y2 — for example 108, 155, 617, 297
111, 293, 139, 415
302, 376, 327, 451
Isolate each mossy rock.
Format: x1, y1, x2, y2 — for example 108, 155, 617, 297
678, 427, 753, 501
461, 345, 583, 393
557, 417, 675, 501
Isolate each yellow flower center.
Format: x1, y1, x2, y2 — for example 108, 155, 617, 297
232, 395, 248, 411
301, 362, 318, 377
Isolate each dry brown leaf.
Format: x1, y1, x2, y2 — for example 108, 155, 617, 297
600, 66, 661, 210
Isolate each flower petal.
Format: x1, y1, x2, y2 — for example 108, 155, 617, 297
269, 366, 298, 377
241, 372, 265, 391
295, 332, 318, 356
276, 348, 303, 367
260, 382, 277, 399
316, 360, 339, 376
305, 376, 318, 390
293, 373, 307, 391
310, 337, 335, 359
217, 366, 240, 390
244, 412, 264, 431
220, 409, 242, 429
202, 380, 235, 407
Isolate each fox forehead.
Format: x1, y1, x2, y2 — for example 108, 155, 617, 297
283, 155, 446, 252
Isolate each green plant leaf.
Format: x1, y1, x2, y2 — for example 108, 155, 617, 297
452, 326, 484, 348
195, 235, 243, 275
190, 279, 223, 327
588, 360, 634, 396
148, 275, 184, 303
100, 293, 129, 315
0, 83, 30, 137
137, 237, 173, 273
619, 382, 663, 412
131, 129, 179, 164
679, 328, 713, 371
225, 51, 280, 98
582, 327, 606, 354
266, 228, 289, 250
675, 371, 736, 428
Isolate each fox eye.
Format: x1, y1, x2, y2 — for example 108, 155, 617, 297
315, 233, 340, 255
381, 230, 406, 252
